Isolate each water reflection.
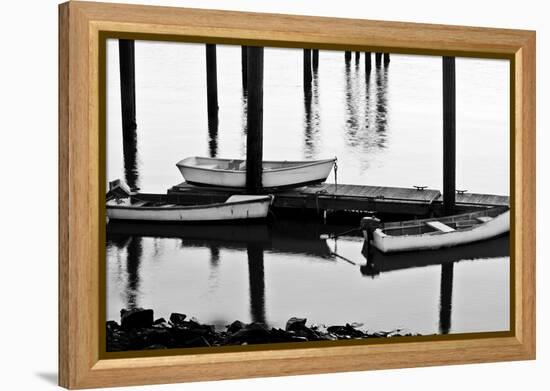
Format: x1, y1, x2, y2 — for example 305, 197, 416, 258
343, 59, 388, 151
247, 243, 266, 323
344, 61, 359, 146
439, 263, 454, 334
107, 220, 508, 334
303, 67, 321, 158
107, 220, 336, 318
375, 66, 389, 144
124, 236, 143, 309
360, 234, 509, 334
360, 235, 509, 276
209, 246, 220, 268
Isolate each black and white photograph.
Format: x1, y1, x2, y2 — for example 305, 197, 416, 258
105, 40, 510, 352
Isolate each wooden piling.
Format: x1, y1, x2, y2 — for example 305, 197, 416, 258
119, 39, 136, 139
383, 52, 391, 66
246, 46, 264, 193
206, 44, 218, 124
303, 49, 312, 90
345, 51, 352, 63
312, 49, 319, 71
365, 52, 372, 73
355, 51, 360, 63
241, 45, 248, 91
375, 52, 382, 67
443, 56, 456, 214
119, 39, 139, 190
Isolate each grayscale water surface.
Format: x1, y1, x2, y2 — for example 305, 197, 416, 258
106, 41, 510, 335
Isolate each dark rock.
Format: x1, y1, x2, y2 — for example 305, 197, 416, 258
245, 322, 269, 331
317, 333, 338, 341
106, 320, 120, 332
171, 323, 216, 348
227, 320, 246, 333
152, 320, 171, 329
106, 311, 422, 352
106, 329, 130, 352
289, 336, 308, 342
269, 328, 296, 343
145, 344, 168, 350
226, 324, 271, 345
184, 336, 211, 348
120, 308, 154, 330
153, 318, 167, 325
128, 328, 173, 349
326, 323, 365, 338
169, 313, 187, 326
286, 317, 307, 331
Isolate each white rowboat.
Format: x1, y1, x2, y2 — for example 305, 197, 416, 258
106, 179, 273, 222
107, 195, 272, 222
361, 207, 509, 253
176, 156, 336, 189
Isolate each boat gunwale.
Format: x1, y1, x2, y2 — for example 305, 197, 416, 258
375, 208, 510, 239
106, 195, 272, 211
379, 206, 509, 230
175, 156, 336, 174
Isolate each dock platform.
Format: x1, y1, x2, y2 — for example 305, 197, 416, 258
167, 182, 509, 216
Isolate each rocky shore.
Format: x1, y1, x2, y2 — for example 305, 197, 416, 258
107, 308, 419, 352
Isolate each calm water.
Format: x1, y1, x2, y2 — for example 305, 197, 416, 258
106, 40, 510, 335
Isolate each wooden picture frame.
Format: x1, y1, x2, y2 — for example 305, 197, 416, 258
59, 1, 536, 389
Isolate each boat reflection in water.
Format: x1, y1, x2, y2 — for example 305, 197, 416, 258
107, 220, 509, 334
107, 219, 335, 325
361, 234, 509, 334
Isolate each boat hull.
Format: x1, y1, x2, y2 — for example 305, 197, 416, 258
107, 195, 272, 222
176, 156, 335, 189
365, 210, 510, 253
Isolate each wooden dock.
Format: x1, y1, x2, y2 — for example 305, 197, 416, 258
167, 182, 509, 216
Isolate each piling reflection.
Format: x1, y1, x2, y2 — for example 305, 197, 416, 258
375, 66, 389, 144
439, 263, 454, 334
247, 243, 266, 324
343, 59, 388, 150
124, 236, 143, 309
209, 245, 220, 268
303, 68, 321, 158
344, 61, 359, 146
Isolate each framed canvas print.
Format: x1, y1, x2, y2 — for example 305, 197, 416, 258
58, 1, 536, 389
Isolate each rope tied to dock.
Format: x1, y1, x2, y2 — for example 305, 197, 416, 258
319, 226, 361, 240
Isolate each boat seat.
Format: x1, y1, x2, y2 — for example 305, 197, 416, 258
476, 216, 493, 223
200, 164, 219, 169
426, 221, 455, 233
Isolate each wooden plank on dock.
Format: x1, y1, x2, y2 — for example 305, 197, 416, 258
453, 192, 509, 207
298, 184, 441, 203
